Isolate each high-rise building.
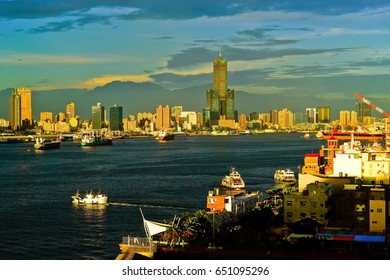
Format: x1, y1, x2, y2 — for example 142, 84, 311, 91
357, 102, 371, 122
206, 53, 235, 126
66, 102, 75, 122
306, 108, 317, 123
9, 90, 21, 130
92, 102, 105, 129
110, 105, 123, 131
270, 110, 279, 126
156, 105, 171, 130
239, 114, 247, 130
171, 106, 183, 124
340, 110, 351, 127
317, 106, 331, 123
40, 112, 53, 123
9, 88, 32, 130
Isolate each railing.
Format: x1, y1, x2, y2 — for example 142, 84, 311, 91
121, 236, 157, 252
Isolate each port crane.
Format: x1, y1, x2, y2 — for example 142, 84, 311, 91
355, 93, 390, 151
354, 93, 390, 117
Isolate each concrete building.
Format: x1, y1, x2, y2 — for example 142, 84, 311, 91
110, 105, 123, 131
9, 88, 32, 130
206, 188, 262, 216
284, 182, 333, 224
156, 105, 171, 130
92, 102, 105, 129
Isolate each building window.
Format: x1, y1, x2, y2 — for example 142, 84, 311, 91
300, 201, 306, 207
300, 213, 306, 219
377, 208, 382, 213
311, 213, 316, 219
287, 201, 292, 207
311, 202, 316, 208
372, 221, 377, 224
286, 212, 292, 219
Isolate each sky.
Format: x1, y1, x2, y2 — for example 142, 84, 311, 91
1, 0, 390, 113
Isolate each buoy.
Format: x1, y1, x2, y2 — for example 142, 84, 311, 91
27, 149, 31, 152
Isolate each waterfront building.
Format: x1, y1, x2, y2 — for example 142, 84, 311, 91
357, 102, 371, 122
339, 110, 351, 128
206, 188, 262, 216
306, 108, 316, 123
179, 111, 197, 130
56, 112, 66, 122
239, 114, 247, 130
9, 88, 32, 130
279, 108, 293, 129
196, 112, 203, 130
110, 105, 123, 131
9, 89, 21, 130
270, 110, 278, 126
284, 182, 333, 224
171, 106, 183, 125
55, 121, 70, 133
40, 112, 53, 123
92, 102, 105, 129
66, 102, 75, 122
156, 105, 171, 130
294, 112, 307, 125
205, 53, 235, 126
317, 106, 331, 123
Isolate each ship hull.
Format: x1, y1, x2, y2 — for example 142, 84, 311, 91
321, 132, 384, 141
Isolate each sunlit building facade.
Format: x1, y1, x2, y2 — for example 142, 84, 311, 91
206, 53, 235, 126
9, 88, 32, 130
156, 105, 171, 130
317, 106, 331, 123
92, 102, 105, 129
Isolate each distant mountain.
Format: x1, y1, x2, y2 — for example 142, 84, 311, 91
0, 81, 354, 120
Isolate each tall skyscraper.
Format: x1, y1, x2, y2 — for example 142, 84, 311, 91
66, 102, 75, 121
9, 89, 21, 130
306, 108, 317, 123
156, 105, 171, 130
206, 53, 235, 126
110, 105, 123, 131
317, 106, 331, 123
357, 102, 371, 122
40, 112, 53, 123
92, 102, 105, 129
9, 88, 32, 130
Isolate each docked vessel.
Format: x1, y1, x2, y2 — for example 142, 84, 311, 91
80, 131, 113, 146
320, 131, 384, 141
71, 190, 108, 204
274, 169, 296, 183
156, 131, 175, 141
211, 131, 229, 136
34, 136, 61, 150
221, 167, 245, 189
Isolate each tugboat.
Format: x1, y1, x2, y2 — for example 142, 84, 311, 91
156, 130, 175, 142
221, 167, 245, 189
71, 190, 108, 204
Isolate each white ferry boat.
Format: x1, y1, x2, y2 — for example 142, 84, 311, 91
221, 167, 245, 189
71, 191, 108, 204
274, 169, 296, 183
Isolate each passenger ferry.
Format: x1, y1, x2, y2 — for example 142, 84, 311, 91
274, 169, 296, 183
71, 190, 108, 204
221, 167, 245, 189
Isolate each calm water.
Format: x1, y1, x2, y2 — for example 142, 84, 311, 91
0, 133, 324, 259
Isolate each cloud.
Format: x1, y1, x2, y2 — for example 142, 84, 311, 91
0, 53, 118, 64
2, 1, 389, 20
73, 74, 154, 89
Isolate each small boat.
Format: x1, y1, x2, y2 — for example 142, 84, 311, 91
211, 131, 229, 136
34, 136, 61, 150
80, 130, 113, 146
71, 190, 108, 204
221, 167, 245, 189
301, 133, 311, 139
274, 169, 296, 183
156, 131, 175, 141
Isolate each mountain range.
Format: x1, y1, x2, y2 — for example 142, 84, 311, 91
0, 81, 356, 121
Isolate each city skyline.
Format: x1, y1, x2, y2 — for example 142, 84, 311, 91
1, 1, 390, 119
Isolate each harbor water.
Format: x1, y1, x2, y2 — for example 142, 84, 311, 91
0, 133, 324, 259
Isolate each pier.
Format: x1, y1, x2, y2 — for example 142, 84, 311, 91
116, 236, 156, 260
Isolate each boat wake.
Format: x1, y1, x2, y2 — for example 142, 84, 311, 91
108, 202, 196, 211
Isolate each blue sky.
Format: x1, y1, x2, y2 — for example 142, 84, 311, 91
1, 0, 390, 110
